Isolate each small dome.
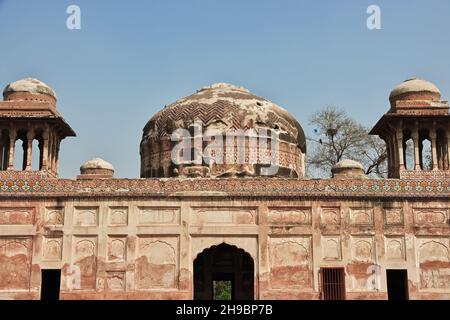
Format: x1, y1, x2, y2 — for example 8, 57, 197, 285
332, 159, 364, 171
3, 77, 57, 100
389, 77, 441, 103
78, 158, 114, 179
80, 157, 114, 172
331, 159, 366, 179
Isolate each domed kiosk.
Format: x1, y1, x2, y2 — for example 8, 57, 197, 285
370, 77, 450, 178
0, 77, 75, 176
3, 77, 57, 104
140, 83, 306, 178
389, 77, 441, 107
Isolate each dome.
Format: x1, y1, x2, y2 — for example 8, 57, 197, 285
143, 83, 305, 149
80, 157, 114, 172
389, 77, 441, 104
141, 83, 306, 178
331, 159, 366, 179
332, 159, 364, 171
79, 158, 114, 179
3, 77, 56, 99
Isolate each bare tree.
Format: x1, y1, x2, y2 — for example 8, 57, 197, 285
307, 106, 387, 178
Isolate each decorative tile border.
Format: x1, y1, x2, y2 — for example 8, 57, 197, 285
0, 177, 448, 198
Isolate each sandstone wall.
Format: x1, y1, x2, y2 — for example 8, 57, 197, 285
0, 196, 449, 300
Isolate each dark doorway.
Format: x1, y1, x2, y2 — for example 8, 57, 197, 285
194, 243, 254, 300
41, 269, 61, 300
386, 269, 409, 300
320, 267, 346, 300
213, 273, 233, 300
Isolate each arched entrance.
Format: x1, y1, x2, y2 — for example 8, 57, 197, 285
193, 243, 254, 300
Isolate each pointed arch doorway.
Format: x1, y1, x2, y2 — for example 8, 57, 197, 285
193, 243, 254, 300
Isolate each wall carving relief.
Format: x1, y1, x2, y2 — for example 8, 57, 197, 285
383, 208, 404, 225
107, 237, 126, 262
322, 236, 342, 260
385, 237, 405, 260
268, 207, 311, 225
414, 208, 448, 226
108, 207, 128, 226
347, 237, 378, 291
72, 237, 98, 290
74, 207, 98, 227
0, 208, 34, 225
320, 207, 340, 225
418, 238, 450, 290
45, 208, 64, 226
0, 237, 32, 290
352, 237, 374, 262
350, 208, 374, 226
192, 207, 255, 225
138, 207, 180, 225
269, 237, 312, 289
106, 271, 125, 291
43, 236, 63, 261
136, 237, 178, 289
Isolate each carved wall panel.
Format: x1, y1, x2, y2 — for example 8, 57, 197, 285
267, 207, 311, 225
322, 236, 342, 260
269, 237, 312, 289
351, 237, 375, 262
43, 236, 63, 261
383, 208, 404, 226
192, 207, 256, 225
106, 271, 125, 291
136, 237, 178, 289
418, 238, 450, 290
0, 237, 32, 290
385, 236, 405, 260
414, 208, 449, 226
348, 236, 378, 291
0, 208, 34, 225
320, 207, 340, 225
74, 207, 98, 227
107, 236, 126, 262
350, 208, 374, 226
108, 207, 128, 226
45, 207, 64, 226
72, 236, 98, 289
138, 207, 180, 225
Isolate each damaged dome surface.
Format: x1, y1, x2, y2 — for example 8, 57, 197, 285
140, 83, 306, 178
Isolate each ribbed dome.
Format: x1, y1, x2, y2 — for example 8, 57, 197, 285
3, 77, 56, 100
389, 77, 441, 103
140, 83, 306, 178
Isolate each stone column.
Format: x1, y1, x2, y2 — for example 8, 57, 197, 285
447, 126, 450, 170
54, 139, 60, 174
389, 136, 396, 177
396, 128, 405, 171
50, 133, 58, 174
7, 128, 17, 170
47, 131, 53, 171
0, 131, 4, 170
384, 137, 391, 177
41, 126, 49, 170
412, 124, 420, 171
25, 129, 34, 171
430, 127, 438, 170
50, 132, 57, 173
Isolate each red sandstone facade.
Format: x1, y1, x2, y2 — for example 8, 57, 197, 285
0, 78, 449, 300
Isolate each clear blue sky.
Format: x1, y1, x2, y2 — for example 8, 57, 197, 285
1, 0, 449, 178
